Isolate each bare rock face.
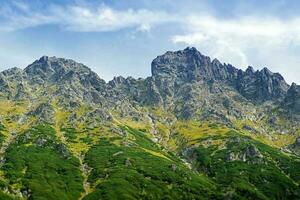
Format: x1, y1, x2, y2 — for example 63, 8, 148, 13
282, 83, 300, 114
24, 56, 107, 103
151, 47, 289, 104
227, 145, 263, 163
22, 50, 299, 122
295, 137, 300, 146
240, 145, 263, 161
236, 67, 289, 102
226, 152, 238, 161
0, 67, 28, 99
124, 158, 131, 167
149, 47, 237, 106
288, 137, 300, 156
151, 47, 238, 83
28, 103, 55, 124
143, 47, 291, 121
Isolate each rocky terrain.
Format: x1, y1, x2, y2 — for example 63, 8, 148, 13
0, 47, 299, 199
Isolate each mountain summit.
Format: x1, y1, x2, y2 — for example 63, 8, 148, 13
151, 47, 289, 102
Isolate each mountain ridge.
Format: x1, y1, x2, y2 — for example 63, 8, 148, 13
0, 48, 299, 199
0, 47, 298, 122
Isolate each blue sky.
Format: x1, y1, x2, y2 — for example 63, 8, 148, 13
1, 0, 300, 83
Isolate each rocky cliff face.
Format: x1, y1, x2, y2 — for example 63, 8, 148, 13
25, 56, 105, 87
283, 83, 300, 114
236, 67, 289, 102
151, 47, 238, 83
0, 56, 108, 105
150, 47, 289, 104
143, 47, 293, 121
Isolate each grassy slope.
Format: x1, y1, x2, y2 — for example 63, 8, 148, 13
3, 125, 84, 200
0, 99, 299, 199
180, 130, 300, 200
83, 127, 220, 200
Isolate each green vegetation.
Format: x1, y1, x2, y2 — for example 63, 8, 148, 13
0, 192, 17, 200
3, 125, 84, 200
83, 128, 220, 200
0, 119, 299, 200
185, 131, 300, 200
61, 127, 77, 142
0, 123, 6, 146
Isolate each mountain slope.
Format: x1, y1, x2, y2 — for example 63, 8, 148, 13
0, 48, 299, 199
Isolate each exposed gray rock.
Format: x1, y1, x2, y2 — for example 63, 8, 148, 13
226, 152, 238, 161
294, 137, 300, 146
151, 47, 289, 104
125, 158, 131, 167
55, 143, 70, 158
14, 83, 28, 100
239, 145, 263, 162
288, 137, 300, 156
25, 56, 107, 104
171, 164, 177, 172
243, 125, 258, 134
236, 67, 289, 102
282, 83, 300, 114
35, 137, 48, 147
226, 144, 263, 163
28, 103, 55, 123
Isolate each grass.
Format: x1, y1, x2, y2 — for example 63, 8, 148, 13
0, 123, 7, 146
83, 135, 220, 200
183, 130, 300, 200
2, 124, 84, 200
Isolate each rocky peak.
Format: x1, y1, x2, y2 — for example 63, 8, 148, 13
19, 56, 108, 105
25, 56, 105, 89
212, 58, 222, 67
108, 76, 127, 87
1, 67, 23, 76
151, 48, 210, 81
25, 56, 93, 81
246, 66, 255, 74
261, 67, 271, 74
25, 56, 62, 75
150, 47, 289, 103
152, 47, 245, 84
237, 66, 289, 102
151, 47, 218, 82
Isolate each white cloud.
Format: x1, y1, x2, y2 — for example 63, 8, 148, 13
172, 15, 300, 47
0, 3, 172, 32
59, 6, 172, 32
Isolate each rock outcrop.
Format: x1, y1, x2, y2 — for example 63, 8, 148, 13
282, 83, 300, 114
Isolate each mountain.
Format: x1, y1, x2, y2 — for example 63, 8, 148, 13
0, 48, 299, 199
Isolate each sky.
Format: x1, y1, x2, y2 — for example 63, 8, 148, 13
1, 0, 300, 84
